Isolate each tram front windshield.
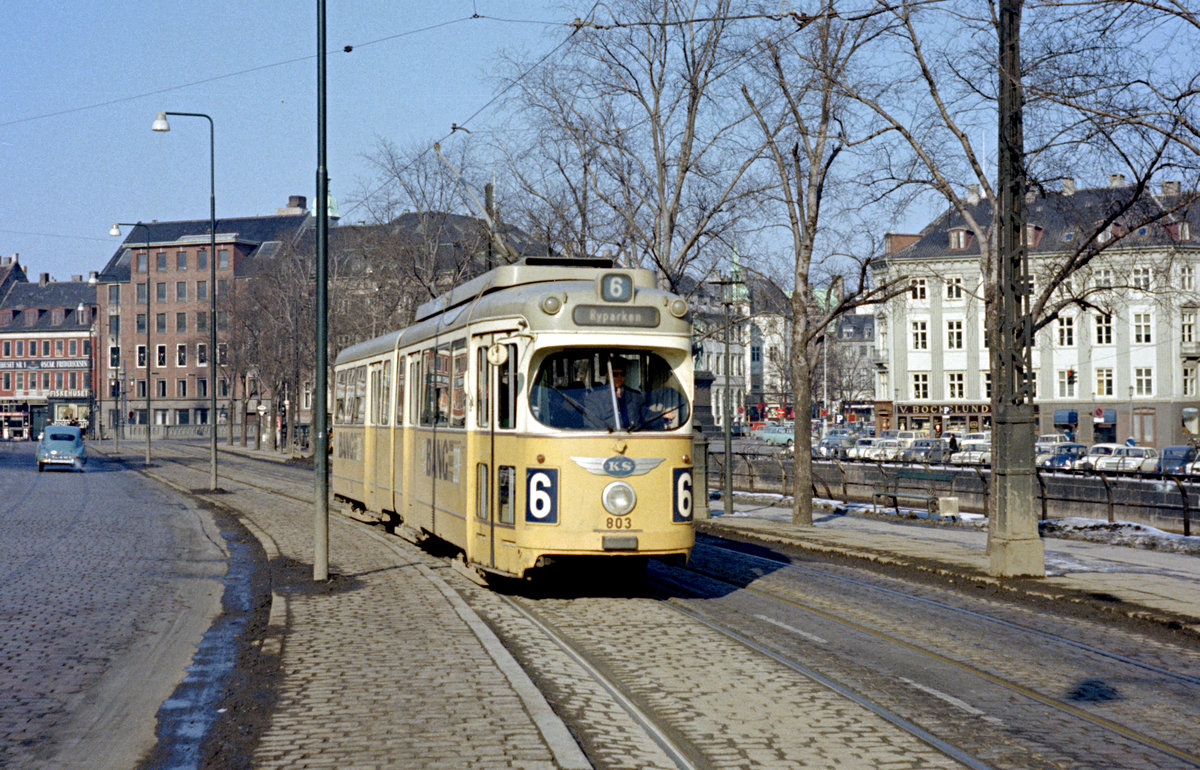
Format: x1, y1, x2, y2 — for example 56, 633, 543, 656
529, 349, 690, 432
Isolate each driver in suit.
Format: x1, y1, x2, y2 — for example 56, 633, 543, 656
584, 358, 645, 430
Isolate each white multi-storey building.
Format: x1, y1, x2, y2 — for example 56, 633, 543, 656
872, 178, 1200, 447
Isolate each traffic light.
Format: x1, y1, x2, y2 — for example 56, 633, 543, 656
1067, 369, 1076, 386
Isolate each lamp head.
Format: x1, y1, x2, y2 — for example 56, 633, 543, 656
152, 112, 170, 132
109, 224, 122, 237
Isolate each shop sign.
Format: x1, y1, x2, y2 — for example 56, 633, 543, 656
897, 402, 991, 416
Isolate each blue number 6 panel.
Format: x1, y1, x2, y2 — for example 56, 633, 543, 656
525, 468, 558, 524
673, 468, 693, 522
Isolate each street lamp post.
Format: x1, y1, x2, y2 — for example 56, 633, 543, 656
110, 222, 153, 465
153, 111, 218, 490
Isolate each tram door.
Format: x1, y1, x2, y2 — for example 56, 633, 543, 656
471, 333, 518, 571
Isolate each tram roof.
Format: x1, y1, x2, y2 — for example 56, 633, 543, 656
412, 257, 654, 322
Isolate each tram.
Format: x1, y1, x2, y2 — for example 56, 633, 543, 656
331, 256, 696, 579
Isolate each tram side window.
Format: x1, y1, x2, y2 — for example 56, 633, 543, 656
334, 370, 348, 424
370, 366, 383, 425
395, 361, 405, 427
353, 365, 367, 424
410, 357, 422, 425
497, 465, 515, 524
380, 361, 391, 426
476, 347, 490, 429
476, 464, 489, 521
497, 344, 517, 430
450, 339, 467, 428
420, 347, 451, 427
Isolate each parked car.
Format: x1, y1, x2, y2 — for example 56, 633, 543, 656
1157, 445, 1198, 474
895, 430, 928, 449
1093, 445, 1160, 472
846, 437, 877, 459
901, 437, 952, 463
814, 435, 856, 459
1074, 443, 1123, 471
964, 432, 991, 443
867, 438, 903, 460
950, 439, 991, 465
1038, 442, 1088, 469
36, 424, 86, 472
1034, 433, 1072, 455
759, 424, 796, 447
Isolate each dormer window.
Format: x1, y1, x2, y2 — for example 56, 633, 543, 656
24, 309, 37, 327
51, 308, 64, 326
949, 228, 970, 250
1169, 221, 1193, 242
1023, 224, 1044, 247
0, 310, 10, 327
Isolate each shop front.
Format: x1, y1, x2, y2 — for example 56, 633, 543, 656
895, 401, 994, 436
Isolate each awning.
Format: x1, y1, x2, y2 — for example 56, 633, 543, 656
1053, 409, 1078, 426
1092, 407, 1116, 425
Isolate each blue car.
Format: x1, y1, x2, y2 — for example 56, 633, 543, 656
36, 425, 86, 472
1157, 445, 1198, 474
1038, 442, 1088, 469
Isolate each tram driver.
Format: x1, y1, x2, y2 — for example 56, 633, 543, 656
584, 357, 645, 431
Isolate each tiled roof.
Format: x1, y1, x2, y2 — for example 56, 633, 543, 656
0, 280, 95, 332
889, 183, 1199, 261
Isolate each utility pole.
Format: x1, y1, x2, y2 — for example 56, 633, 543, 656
988, 0, 1044, 577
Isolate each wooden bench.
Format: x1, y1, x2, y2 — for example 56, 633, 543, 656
872, 468, 955, 516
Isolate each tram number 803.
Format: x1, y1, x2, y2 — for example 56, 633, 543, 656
606, 516, 633, 530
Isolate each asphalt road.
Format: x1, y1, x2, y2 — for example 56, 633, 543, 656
0, 440, 227, 769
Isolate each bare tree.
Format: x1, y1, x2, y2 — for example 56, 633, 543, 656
501, 0, 767, 290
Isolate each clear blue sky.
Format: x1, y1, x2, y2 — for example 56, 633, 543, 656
0, 1, 566, 281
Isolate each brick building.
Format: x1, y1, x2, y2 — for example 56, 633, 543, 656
96, 198, 311, 436
0, 258, 98, 439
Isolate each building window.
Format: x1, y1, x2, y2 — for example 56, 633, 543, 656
197, 250, 208, 270
197, 281, 208, 301
156, 313, 167, 334
199, 377, 208, 398
136, 252, 148, 272
1185, 366, 1197, 398
1134, 313, 1152, 343
136, 313, 147, 333
69, 339, 77, 356
216, 311, 228, 331
197, 311, 207, 331
197, 344, 208, 365
14, 340, 22, 356
1135, 367, 1154, 396
912, 373, 930, 400
156, 344, 167, 367
51, 308, 64, 326
176, 312, 187, 333
217, 249, 229, 269
216, 343, 228, 365
137, 282, 148, 304
108, 315, 120, 335
1132, 266, 1152, 290
218, 378, 229, 397
177, 344, 187, 366
949, 229, 968, 249
177, 379, 188, 398
1183, 312, 1195, 344
1057, 317, 1074, 346
41, 340, 50, 357
156, 282, 167, 303
1095, 313, 1113, 345
177, 251, 188, 271
947, 372, 965, 399
156, 252, 167, 271
55, 339, 64, 355
108, 284, 120, 305
911, 321, 928, 350
1057, 370, 1076, 398
157, 379, 167, 397
176, 281, 187, 301
1183, 265, 1196, 292
55, 371, 64, 389
137, 345, 147, 368
137, 379, 147, 398
1094, 268, 1112, 288
217, 279, 228, 297
946, 320, 963, 349
0, 341, 8, 357
945, 276, 963, 300
109, 346, 120, 368
910, 278, 927, 301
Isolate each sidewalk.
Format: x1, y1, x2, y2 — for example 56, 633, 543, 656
698, 494, 1200, 636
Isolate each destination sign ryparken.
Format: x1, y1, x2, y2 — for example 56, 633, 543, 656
573, 305, 660, 327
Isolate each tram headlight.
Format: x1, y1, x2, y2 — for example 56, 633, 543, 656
668, 298, 688, 318
601, 481, 637, 515
540, 294, 563, 315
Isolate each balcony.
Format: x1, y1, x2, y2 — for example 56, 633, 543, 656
1183, 341, 1200, 359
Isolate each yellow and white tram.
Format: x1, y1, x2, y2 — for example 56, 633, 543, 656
332, 257, 695, 579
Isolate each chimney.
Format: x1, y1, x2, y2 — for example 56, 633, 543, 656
967, 184, 980, 204
1163, 180, 1181, 196
1063, 178, 1075, 195
884, 233, 921, 255
88, 271, 99, 284
71, 274, 82, 282
1109, 173, 1126, 188
276, 195, 308, 215
39, 272, 50, 285
1, 256, 8, 267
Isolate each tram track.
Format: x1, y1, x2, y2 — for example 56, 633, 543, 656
130, 445, 1200, 767
656, 543, 1200, 768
